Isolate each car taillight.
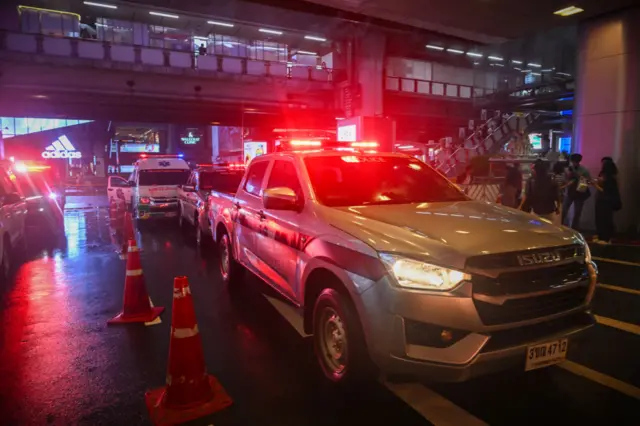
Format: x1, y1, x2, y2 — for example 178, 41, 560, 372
140, 197, 150, 204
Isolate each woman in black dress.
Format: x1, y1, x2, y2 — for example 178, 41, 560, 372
593, 159, 621, 244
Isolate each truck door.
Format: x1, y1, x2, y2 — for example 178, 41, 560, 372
260, 159, 305, 299
234, 159, 270, 275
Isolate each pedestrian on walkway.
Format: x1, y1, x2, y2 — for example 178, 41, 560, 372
501, 164, 522, 209
552, 161, 569, 222
519, 160, 560, 222
593, 158, 621, 244
562, 153, 591, 229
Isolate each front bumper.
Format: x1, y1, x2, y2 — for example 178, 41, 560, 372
137, 203, 179, 220
355, 261, 598, 382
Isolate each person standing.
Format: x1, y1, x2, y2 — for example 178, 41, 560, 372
593, 159, 621, 244
519, 160, 560, 222
501, 164, 522, 208
562, 153, 591, 229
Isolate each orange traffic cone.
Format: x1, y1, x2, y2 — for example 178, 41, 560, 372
120, 212, 135, 259
145, 276, 232, 425
108, 239, 164, 325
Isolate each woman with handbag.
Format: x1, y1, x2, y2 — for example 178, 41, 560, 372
593, 158, 621, 244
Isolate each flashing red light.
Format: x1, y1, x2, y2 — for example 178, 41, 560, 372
140, 154, 147, 158
290, 140, 322, 147
351, 141, 379, 148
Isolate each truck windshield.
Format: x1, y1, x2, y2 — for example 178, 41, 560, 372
200, 171, 244, 193
304, 155, 467, 207
139, 169, 190, 186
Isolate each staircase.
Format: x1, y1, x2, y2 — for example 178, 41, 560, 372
437, 113, 537, 177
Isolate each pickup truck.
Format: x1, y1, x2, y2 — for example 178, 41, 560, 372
177, 164, 245, 246
209, 150, 597, 385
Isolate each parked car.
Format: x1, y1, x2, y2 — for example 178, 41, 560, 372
177, 162, 245, 246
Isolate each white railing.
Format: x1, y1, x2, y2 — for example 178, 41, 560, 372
1, 31, 334, 83
438, 113, 537, 176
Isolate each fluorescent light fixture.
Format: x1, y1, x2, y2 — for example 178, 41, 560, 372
473, 62, 480, 65
554, 6, 584, 16
514, 67, 522, 71
528, 62, 542, 67
466, 52, 483, 58
305, 35, 326, 42
297, 50, 317, 55
532, 72, 542, 76
149, 11, 179, 18
511, 60, 523, 64
491, 63, 504, 67
207, 20, 234, 27
426, 44, 444, 51
557, 72, 572, 76
259, 28, 283, 35
541, 68, 554, 72
446, 48, 464, 54
521, 69, 532, 73
488, 56, 503, 61
83, 1, 117, 8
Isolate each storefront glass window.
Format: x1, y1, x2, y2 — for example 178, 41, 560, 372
0, 117, 92, 138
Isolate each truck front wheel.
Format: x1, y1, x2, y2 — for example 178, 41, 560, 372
218, 232, 242, 285
312, 288, 374, 386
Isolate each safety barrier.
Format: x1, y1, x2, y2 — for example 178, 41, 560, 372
1, 30, 334, 83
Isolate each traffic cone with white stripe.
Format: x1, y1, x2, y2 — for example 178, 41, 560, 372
120, 212, 135, 259
108, 239, 164, 325
145, 276, 232, 425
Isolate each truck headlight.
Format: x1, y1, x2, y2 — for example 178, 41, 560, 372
139, 197, 150, 205
379, 253, 470, 291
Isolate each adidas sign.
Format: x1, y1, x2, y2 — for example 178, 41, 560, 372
41, 135, 82, 159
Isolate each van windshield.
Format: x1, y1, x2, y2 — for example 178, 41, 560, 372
139, 169, 190, 186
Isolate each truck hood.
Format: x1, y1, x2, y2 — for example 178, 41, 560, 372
321, 201, 582, 270
139, 186, 180, 198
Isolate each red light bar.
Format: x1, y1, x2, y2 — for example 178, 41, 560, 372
351, 141, 379, 148
290, 140, 322, 147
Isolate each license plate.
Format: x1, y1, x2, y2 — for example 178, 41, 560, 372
525, 338, 568, 371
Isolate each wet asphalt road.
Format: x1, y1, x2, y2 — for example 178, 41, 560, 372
0, 205, 639, 426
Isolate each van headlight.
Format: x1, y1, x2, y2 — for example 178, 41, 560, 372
379, 253, 470, 291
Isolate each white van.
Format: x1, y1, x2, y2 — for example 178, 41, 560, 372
112, 156, 190, 221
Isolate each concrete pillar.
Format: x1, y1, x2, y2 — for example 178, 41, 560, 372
574, 7, 640, 233
355, 30, 385, 117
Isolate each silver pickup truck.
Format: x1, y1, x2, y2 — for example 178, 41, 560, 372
208, 150, 597, 385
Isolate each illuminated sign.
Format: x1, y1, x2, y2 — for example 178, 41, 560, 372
244, 141, 267, 164
120, 143, 159, 153
337, 124, 357, 142
41, 135, 82, 159
180, 131, 201, 145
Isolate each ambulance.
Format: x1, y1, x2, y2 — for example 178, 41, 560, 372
118, 155, 190, 221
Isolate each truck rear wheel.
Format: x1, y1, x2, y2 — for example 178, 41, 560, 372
312, 288, 374, 386
218, 232, 242, 285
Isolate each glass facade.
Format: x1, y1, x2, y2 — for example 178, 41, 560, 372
1, 117, 93, 138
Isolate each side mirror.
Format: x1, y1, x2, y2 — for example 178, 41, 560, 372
3, 193, 22, 205
263, 187, 301, 212
182, 185, 196, 192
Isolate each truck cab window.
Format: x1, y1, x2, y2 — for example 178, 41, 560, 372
266, 160, 303, 199
244, 161, 269, 197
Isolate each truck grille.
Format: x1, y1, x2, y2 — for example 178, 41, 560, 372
473, 262, 588, 296
466, 244, 584, 269
151, 197, 177, 204
473, 286, 589, 325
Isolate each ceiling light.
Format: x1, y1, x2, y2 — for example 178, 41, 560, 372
446, 48, 464, 54
532, 72, 542, 76
528, 63, 542, 67
149, 11, 179, 18
541, 69, 554, 72
488, 56, 503, 61
259, 28, 283, 35
466, 52, 483, 58
426, 44, 444, 51
554, 6, 584, 17
557, 72, 572, 76
491, 63, 504, 67
297, 50, 317, 55
473, 62, 480, 65
514, 67, 522, 71
83, 1, 117, 8
305, 35, 326, 42
511, 60, 523, 64
521, 69, 532, 73
207, 20, 234, 28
